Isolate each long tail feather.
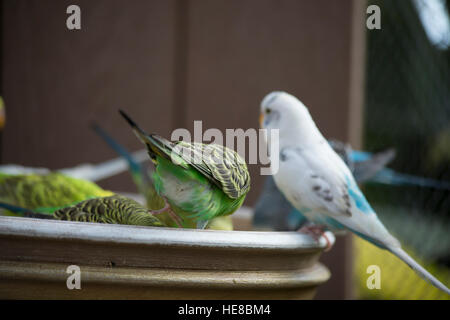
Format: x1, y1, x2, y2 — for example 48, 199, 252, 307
373, 169, 450, 190
118, 109, 172, 160
389, 246, 450, 294
91, 123, 143, 176
92, 123, 165, 210
0, 202, 54, 219
350, 149, 450, 190
352, 149, 396, 182
119, 110, 152, 144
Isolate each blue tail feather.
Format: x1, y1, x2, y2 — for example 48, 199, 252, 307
0, 202, 29, 214
372, 168, 450, 190
350, 150, 450, 190
91, 123, 142, 176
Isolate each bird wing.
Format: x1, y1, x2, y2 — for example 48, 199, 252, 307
297, 148, 399, 246
287, 147, 356, 218
53, 195, 165, 227
303, 170, 353, 217
119, 110, 250, 199
175, 142, 251, 199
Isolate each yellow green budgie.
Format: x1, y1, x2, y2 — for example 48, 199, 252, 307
119, 110, 250, 229
0, 195, 165, 227
0, 97, 112, 216
0, 172, 113, 215
0, 98, 163, 228
92, 123, 234, 230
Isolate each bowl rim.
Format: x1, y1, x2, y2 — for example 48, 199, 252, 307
0, 216, 327, 250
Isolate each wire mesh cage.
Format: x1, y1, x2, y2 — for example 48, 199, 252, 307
354, 0, 450, 300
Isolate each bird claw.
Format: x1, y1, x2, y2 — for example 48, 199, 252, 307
149, 197, 183, 228
297, 224, 336, 252
148, 201, 170, 215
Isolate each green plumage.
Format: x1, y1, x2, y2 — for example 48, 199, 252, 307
119, 110, 250, 226
0, 173, 112, 211
92, 124, 234, 230
153, 156, 246, 221
170, 142, 250, 199
135, 170, 166, 211
0, 195, 165, 227
0, 172, 113, 214
53, 195, 165, 227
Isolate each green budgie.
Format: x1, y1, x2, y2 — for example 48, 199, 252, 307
92, 124, 234, 230
0, 195, 165, 227
119, 110, 251, 229
0, 172, 114, 215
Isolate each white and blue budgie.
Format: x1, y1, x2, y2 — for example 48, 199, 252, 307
259, 91, 450, 294
253, 142, 396, 231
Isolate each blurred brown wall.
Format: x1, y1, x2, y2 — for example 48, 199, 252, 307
1, 0, 366, 299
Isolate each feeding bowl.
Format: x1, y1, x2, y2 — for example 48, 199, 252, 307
0, 214, 330, 299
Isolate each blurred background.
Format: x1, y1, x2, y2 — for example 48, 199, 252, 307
1, 0, 449, 299
356, 0, 450, 300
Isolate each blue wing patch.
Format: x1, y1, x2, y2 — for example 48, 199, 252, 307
345, 175, 374, 214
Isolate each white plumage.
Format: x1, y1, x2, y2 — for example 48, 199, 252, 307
260, 91, 449, 294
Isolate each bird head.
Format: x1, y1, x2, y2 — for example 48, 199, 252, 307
260, 91, 310, 129
259, 91, 321, 148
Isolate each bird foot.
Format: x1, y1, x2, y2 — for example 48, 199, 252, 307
149, 197, 183, 228
149, 201, 171, 215
297, 224, 335, 252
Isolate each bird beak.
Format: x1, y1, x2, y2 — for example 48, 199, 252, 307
259, 112, 264, 128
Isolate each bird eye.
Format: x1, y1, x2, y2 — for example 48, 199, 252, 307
266, 108, 272, 114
